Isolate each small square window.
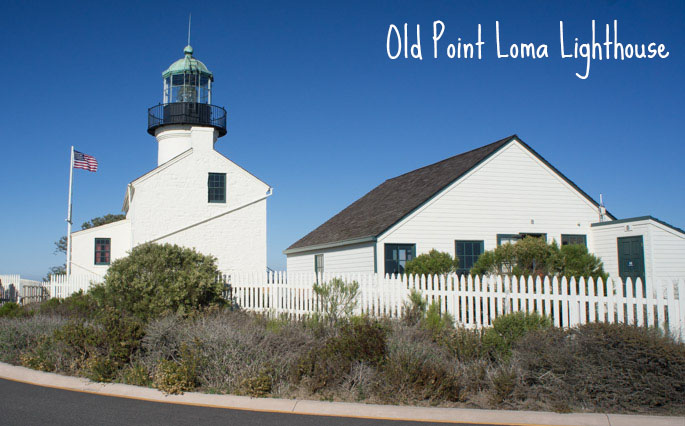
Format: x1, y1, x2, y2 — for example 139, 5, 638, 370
384, 244, 415, 275
455, 240, 484, 274
208, 173, 226, 203
94, 238, 111, 265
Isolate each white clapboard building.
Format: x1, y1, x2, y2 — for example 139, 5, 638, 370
285, 135, 685, 283
70, 45, 271, 274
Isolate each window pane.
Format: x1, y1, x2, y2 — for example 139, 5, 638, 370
171, 86, 180, 101
385, 244, 415, 275
94, 238, 111, 265
562, 234, 586, 247
315, 254, 324, 273
172, 74, 184, 86
208, 173, 226, 202
185, 73, 197, 86
455, 240, 484, 274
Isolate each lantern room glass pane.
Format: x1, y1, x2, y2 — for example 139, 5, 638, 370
172, 74, 184, 86
171, 86, 181, 102
199, 87, 209, 103
185, 73, 197, 86
177, 85, 197, 102
167, 72, 211, 104
163, 77, 170, 103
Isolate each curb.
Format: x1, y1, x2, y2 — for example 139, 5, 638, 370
0, 362, 682, 426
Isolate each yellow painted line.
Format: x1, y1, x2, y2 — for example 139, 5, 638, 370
0, 375, 576, 426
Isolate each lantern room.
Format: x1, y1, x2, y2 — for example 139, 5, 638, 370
147, 44, 227, 137
162, 45, 213, 104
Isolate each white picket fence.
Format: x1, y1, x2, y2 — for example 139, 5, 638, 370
222, 271, 685, 338
4, 271, 684, 338
0, 273, 104, 304
0, 275, 47, 304
0, 274, 21, 304
46, 273, 104, 299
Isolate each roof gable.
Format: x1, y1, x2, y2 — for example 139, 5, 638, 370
285, 135, 614, 253
122, 148, 272, 212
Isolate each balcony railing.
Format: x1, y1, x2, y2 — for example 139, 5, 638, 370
147, 103, 227, 136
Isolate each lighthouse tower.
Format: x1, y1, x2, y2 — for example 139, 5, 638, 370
147, 45, 227, 166
69, 41, 271, 276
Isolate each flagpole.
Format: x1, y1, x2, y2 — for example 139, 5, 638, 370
66, 146, 74, 276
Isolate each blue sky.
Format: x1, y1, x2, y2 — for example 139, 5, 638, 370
0, 0, 683, 279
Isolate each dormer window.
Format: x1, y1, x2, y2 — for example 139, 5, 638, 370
208, 173, 226, 203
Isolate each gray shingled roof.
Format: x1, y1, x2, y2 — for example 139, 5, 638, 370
285, 135, 613, 252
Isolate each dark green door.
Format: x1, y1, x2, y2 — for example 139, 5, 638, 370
617, 236, 645, 290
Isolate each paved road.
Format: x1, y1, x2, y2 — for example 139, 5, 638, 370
0, 378, 505, 426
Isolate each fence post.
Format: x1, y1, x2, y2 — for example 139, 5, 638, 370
635, 277, 644, 327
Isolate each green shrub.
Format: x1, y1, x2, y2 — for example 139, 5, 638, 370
312, 278, 359, 324
239, 367, 274, 397
483, 312, 551, 358
37, 291, 99, 319
558, 244, 607, 281
0, 315, 67, 365
470, 237, 607, 280
139, 310, 314, 396
92, 243, 223, 320
422, 301, 454, 336
440, 326, 487, 362
405, 249, 459, 276
296, 316, 386, 393
53, 308, 144, 380
471, 243, 518, 276
380, 325, 463, 403
488, 365, 519, 405
512, 323, 685, 413
154, 358, 198, 394
0, 302, 27, 318
403, 289, 427, 326
120, 362, 152, 387
84, 355, 118, 382
19, 335, 58, 372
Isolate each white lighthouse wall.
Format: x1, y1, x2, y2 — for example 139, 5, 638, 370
156, 198, 267, 271
70, 219, 131, 275
127, 126, 271, 272
155, 125, 196, 166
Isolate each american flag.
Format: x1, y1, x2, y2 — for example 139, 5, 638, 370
73, 150, 98, 172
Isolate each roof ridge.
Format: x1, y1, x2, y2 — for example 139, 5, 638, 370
285, 134, 523, 252
385, 135, 517, 182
